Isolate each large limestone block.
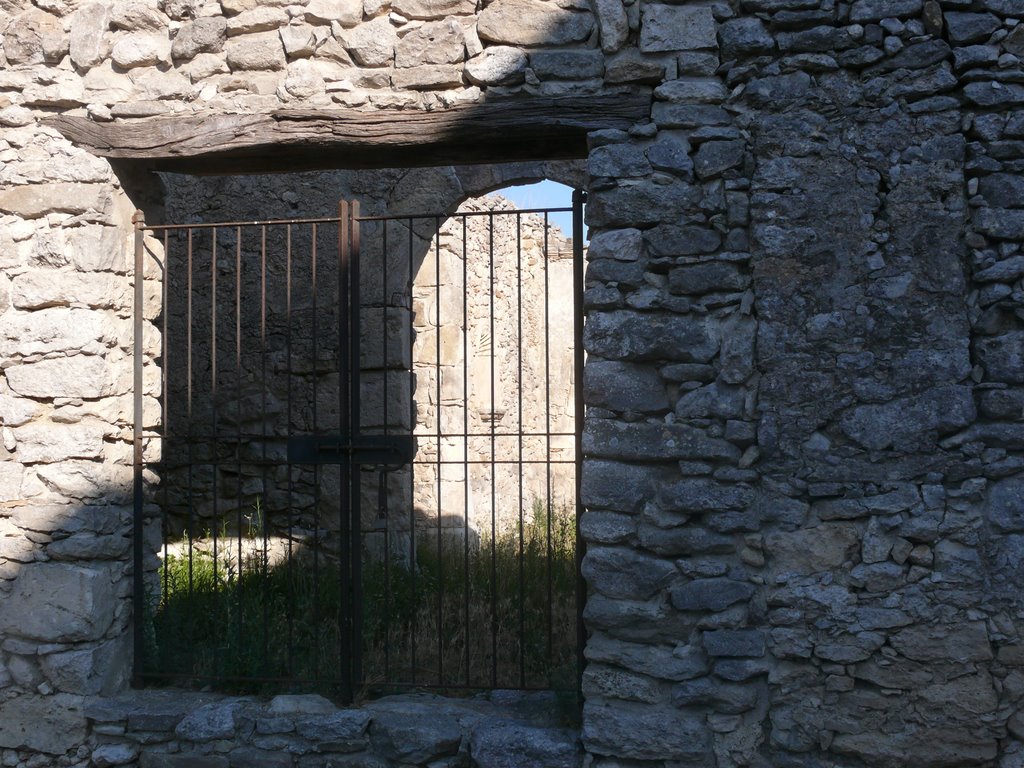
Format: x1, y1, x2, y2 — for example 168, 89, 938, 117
67, 225, 126, 273
110, 0, 167, 31
583, 700, 713, 762
395, 19, 465, 67
477, 0, 594, 47
11, 420, 108, 463
583, 310, 717, 362
0, 562, 116, 642
640, 4, 716, 52
111, 33, 172, 68
226, 7, 289, 36
392, 0, 476, 18
3, 8, 67, 65
0, 462, 24, 501
171, 17, 227, 60
12, 271, 130, 310
0, 183, 112, 219
6, 355, 128, 399
70, 4, 113, 68
0, 307, 129, 360
592, 0, 627, 53
464, 46, 527, 86
0, 694, 87, 754
33, 459, 133, 502
305, 0, 363, 26
226, 32, 286, 70
341, 16, 397, 66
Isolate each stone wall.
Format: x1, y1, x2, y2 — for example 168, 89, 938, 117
1, 0, 1023, 765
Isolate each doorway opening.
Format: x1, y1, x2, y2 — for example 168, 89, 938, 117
132, 170, 586, 703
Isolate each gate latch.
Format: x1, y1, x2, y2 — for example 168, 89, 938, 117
286, 434, 414, 465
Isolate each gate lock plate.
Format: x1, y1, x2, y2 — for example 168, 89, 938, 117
287, 434, 414, 465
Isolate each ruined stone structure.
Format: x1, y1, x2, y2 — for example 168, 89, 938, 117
1, 0, 1023, 764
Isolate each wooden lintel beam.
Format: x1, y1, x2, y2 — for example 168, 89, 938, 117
46, 92, 651, 173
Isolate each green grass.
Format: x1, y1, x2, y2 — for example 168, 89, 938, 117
145, 499, 578, 701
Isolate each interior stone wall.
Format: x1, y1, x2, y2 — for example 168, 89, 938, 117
0, 0, 1022, 766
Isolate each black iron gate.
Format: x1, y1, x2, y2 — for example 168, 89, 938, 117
133, 192, 586, 702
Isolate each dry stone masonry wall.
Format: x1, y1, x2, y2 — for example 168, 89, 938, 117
0, 0, 1023, 765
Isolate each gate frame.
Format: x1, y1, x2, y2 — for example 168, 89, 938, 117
130, 191, 588, 702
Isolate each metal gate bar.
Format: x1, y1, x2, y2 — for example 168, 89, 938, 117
132, 193, 585, 700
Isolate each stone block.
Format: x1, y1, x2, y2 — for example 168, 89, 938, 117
580, 460, 668, 514
587, 228, 643, 262
6, 355, 126, 399
583, 419, 740, 462
0, 562, 116, 642
582, 700, 712, 762
395, 19, 464, 68
226, 32, 286, 70
669, 261, 747, 293
369, 711, 462, 763
582, 546, 677, 600
657, 478, 755, 513
583, 310, 717, 363
12, 420, 108, 463
70, 3, 113, 68
176, 700, 243, 741
0, 183, 112, 219
645, 223, 722, 256
111, 33, 172, 68
305, 0, 363, 25
464, 46, 528, 86
585, 633, 707, 682
703, 629, 766, 658
472, 722, 580, 768
890, 621, 992, 663
478, 0, 594, 46
584, 360, 668, 413
391, 0, 476, 19
839, 385, 976, 451
171, 17, 227, 60
671, 676, 758, 713
670, 577, 755, 611
986, 476, 1024, 532
849, 0, 921, 21
0, 693, 87, 754
91, 744, 139, 767
141, 755, 229, 768
944, 11, 1000, 45
718, 18, 774, 57
976, 332, 1024, 383
640, 5, 716, 52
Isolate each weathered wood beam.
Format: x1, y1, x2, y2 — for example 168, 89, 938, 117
46, 92, 651, 174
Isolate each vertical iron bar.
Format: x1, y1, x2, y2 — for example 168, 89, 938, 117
382, 219, 391, 682
349, 200, 364, 695
572, 189, 587, 703
543, 212, 553, 673
235, 226, 243, 673
488, 211, 497, 689
286, 224, 295, 678
260, 224, 270, 674
461, 214, 470, 688
210, 226, 220, 680
408, 217, 417, 687
516, 212, 525, 689
186, 228, 195, 669
160, 228, 170, 679
435, 214, 443, 686
338, 200, 352, 703
132, 210, 145, 688
311, 222, 321, 684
